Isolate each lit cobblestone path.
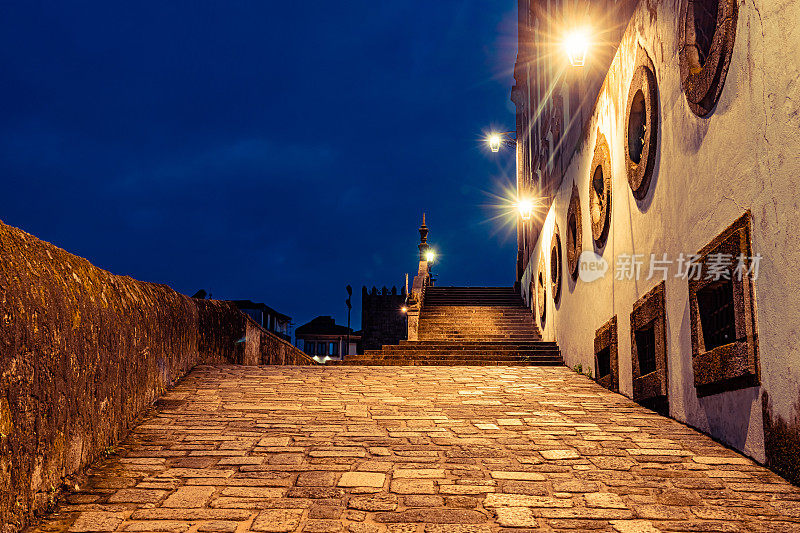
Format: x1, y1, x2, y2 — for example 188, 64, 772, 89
31, 365, 800, 532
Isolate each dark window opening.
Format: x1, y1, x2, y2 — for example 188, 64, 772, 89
692, 0, 719, 67
568, 214, 577, 245
635, 323, 657, 376
551, 245, 559, 281
697, 279, 736, 351
304, 340, 315, 355
329, 342, 339, 356
596, 347, 611, 378
592, 166, 604, 202
627, 90, 647, 164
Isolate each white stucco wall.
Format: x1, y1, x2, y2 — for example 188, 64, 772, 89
521, 0, 800, 463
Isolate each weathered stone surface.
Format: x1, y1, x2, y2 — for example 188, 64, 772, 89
29, 365, 800, 533
484, 493, 572, 508
374, 509, 487, 523
494, 506, 538, 527
489, 471, 546, 481
338, 472, 386, 488
250, 509, 305, 532
162, 486, 215, 508
390, 479, 437, 494
0, 219, 316, 532
347, 495, 398, 511
68, 512, 124, 532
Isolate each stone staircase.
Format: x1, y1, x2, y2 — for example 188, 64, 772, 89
336, 286, 562, 366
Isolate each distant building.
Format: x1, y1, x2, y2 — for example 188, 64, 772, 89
295, 316, 360, 362
231, 300, 291, 341
361, 286, 407, 351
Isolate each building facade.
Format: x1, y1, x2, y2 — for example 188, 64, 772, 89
295, 316, 360, 363
513, 0, 800, 482
361, 285, 408, 351
232, 300, 292, 342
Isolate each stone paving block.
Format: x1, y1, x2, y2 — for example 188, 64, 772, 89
196, 521, 239, 532
390, 479, 437, 494
393, 469, 446, 479
494, 506, 538, 527
584, 492, 628, 509
69, 512, 125, 532
121, 520, 192, 532
374, 508, 487, 523
609, 519, 661, 532
297, 471, 340, 486
251, 508, 305, 532
347, 494, 398, 511
258, 436, 292, 447
338, 472, 386, 487
107, 488, 168, 503
489, 471, 546, 481
484, 494, 572, 508
540, 449, 580, 460
162, 486, 215, 508
219, 486, 286, 498
302, 519, 344, 532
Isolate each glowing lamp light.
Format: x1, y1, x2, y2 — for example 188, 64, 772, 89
564, 29, 589, 67
517, 199, 534, 221
400, 306, 408, 313
488, 133, 502, 153
425, 250, 435, 263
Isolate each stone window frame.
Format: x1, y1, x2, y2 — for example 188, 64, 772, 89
550, 223, 562, 303
589, 132, 612, 248
566, 183, 582, 280
679, 0, 738, 117
625, 54, 659, 200
594, 316, 619, 392
537, 255, 547, 326
689, 212, 759, 397
631, 281, 669, 415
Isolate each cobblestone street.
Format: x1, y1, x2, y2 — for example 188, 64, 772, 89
32, 365, 800, 533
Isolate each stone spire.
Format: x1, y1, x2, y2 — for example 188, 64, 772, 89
418, 213, 429, 260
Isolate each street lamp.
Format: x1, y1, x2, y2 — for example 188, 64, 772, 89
488, 133, 502, 152
486, 131, 516, 152
425, 250, 435, 263
564, 29, 590, 67
516, 199, 534, 221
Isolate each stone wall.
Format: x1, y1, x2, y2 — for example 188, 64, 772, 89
361, 286, 407, 351
519, 0, 800, 479
0, 220, 315, 531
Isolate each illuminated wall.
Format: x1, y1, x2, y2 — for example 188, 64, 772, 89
515, 0, 800, 481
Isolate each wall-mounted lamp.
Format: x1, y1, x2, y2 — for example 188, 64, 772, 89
486, 131, 516, 153
517, 199, 534, 221
564, 29, 590, 67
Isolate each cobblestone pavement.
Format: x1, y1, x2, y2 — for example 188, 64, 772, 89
31, 365, 800, 533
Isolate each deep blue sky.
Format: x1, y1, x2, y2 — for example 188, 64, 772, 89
1, 1, 519, 332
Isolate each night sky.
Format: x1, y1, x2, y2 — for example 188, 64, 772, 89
1, 1, 519, 332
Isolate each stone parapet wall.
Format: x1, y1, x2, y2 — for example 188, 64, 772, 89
0, 220, 314, 531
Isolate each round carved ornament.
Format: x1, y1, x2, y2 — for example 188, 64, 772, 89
550, 223, 562, 302
566, 184, 582, 281
537, 255, 547, 325
589, 132, 612, 247
679, 0, 738, 117
625, 64, 659, 199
